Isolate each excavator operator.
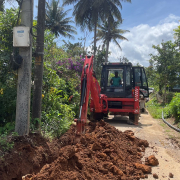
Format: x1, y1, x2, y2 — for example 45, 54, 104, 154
110, 71, 122, 87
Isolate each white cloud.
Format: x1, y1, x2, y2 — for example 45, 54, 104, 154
109, 14, 180, 67
159, 14, 180, 24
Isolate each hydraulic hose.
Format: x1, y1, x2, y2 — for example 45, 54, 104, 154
162, 110, 180, 133
79, 77, 87, 119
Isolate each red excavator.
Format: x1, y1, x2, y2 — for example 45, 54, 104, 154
75, 55, 149, 133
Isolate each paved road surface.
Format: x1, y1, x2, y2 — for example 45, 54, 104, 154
105, 111, 180, 180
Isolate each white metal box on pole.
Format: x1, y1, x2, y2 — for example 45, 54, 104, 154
13, 26, 30, 47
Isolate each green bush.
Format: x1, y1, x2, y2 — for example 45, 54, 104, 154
0, 86, 17, 128
0, 122, 15, 135
165, 92, 174, 104
0, 9, 19, 132
39, 63, 76, 138
146, 98, 170, 119
0, 132, 18, 152
169, 93, 180, 123
41, 104, 74, 138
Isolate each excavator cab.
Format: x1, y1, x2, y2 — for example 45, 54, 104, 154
100, 62, 149, 98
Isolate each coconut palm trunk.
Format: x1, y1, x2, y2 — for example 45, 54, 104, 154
105, 20, 110, 63
105, 40, 110, 63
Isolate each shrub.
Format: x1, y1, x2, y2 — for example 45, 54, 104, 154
0, 132, 18, 152
146, 98, 170, 119
40, 63, 76, 138
169, 93, 180, 123
164, 92, 174, 104
41, 104, 74, 138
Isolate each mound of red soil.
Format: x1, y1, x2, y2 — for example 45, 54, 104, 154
0, 133, 61, 180
0, 121, 158, 180
24, 121, 153, 180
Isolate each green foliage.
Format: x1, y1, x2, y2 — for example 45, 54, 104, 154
165, 92, 174, 104
0, 9, 18, 58
41, 104, 74, 138
146, 98, 164, 119
146, 92, 180, 127
0, 9, 18, 131
62, 40, 85, 57
40, 62, 75, 138
0, 132, 18, 152
0, 8, 19, 83
144, 65, 156, 87
96, 20, 129, 56
146, 97, 170, 119
173, 24, 180, 42
68, 91, 80, 117
150, 41, 180, 89
0, 84, 17, 127
0, 122, 15, 135
45, 0, 77, 38
148, 40, 180, 103
93, 46, 106, 80
169, 93, 180, 123
36, 33, 82, 138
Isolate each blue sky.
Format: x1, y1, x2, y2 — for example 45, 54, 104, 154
4, 0, 180, 66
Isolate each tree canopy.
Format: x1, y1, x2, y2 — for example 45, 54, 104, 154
149, 40, 180, 92
45, 0, 77, 38
96, 20, 129, 62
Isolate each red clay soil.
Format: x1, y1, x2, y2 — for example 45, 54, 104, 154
0, 121, 158, 180
0, 132, 62, 180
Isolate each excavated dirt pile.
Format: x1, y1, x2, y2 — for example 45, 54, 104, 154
23, 120, 156, 180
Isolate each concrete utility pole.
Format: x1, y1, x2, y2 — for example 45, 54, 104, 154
15, 0, 33, 135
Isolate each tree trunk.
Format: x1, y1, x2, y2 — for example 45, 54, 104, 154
32, 0, 45, 130
105, 21, 110, 63
105, 18, 111, 63
105, 40, 109, 63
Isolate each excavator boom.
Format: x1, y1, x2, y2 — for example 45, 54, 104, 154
75, 56, 107, 133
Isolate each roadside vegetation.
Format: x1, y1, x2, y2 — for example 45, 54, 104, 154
145, 23, 180, 129
146, 91, 180, 129
0, 0, 180, 153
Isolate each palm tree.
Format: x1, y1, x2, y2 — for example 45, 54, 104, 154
45, 0, 77, 38
63, 0, 131, 64
96, 20, 129, 62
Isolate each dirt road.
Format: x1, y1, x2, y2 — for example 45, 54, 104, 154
106, 111, 180, 180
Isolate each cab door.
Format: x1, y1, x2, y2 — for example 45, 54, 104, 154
132, 67, 149, 97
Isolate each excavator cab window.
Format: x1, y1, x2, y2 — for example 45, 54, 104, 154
132, 67, 149, 97
100, 64, 133, 97
107, 69, 123, 87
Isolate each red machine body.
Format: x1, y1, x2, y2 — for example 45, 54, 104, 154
75, 56, 148, 133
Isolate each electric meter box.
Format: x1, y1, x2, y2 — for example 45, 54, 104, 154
13, 26, 30, 47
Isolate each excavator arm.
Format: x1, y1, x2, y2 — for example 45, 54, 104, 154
75, 56, 108, 133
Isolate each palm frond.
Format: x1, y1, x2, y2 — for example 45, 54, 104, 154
45, 0, 77, 38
